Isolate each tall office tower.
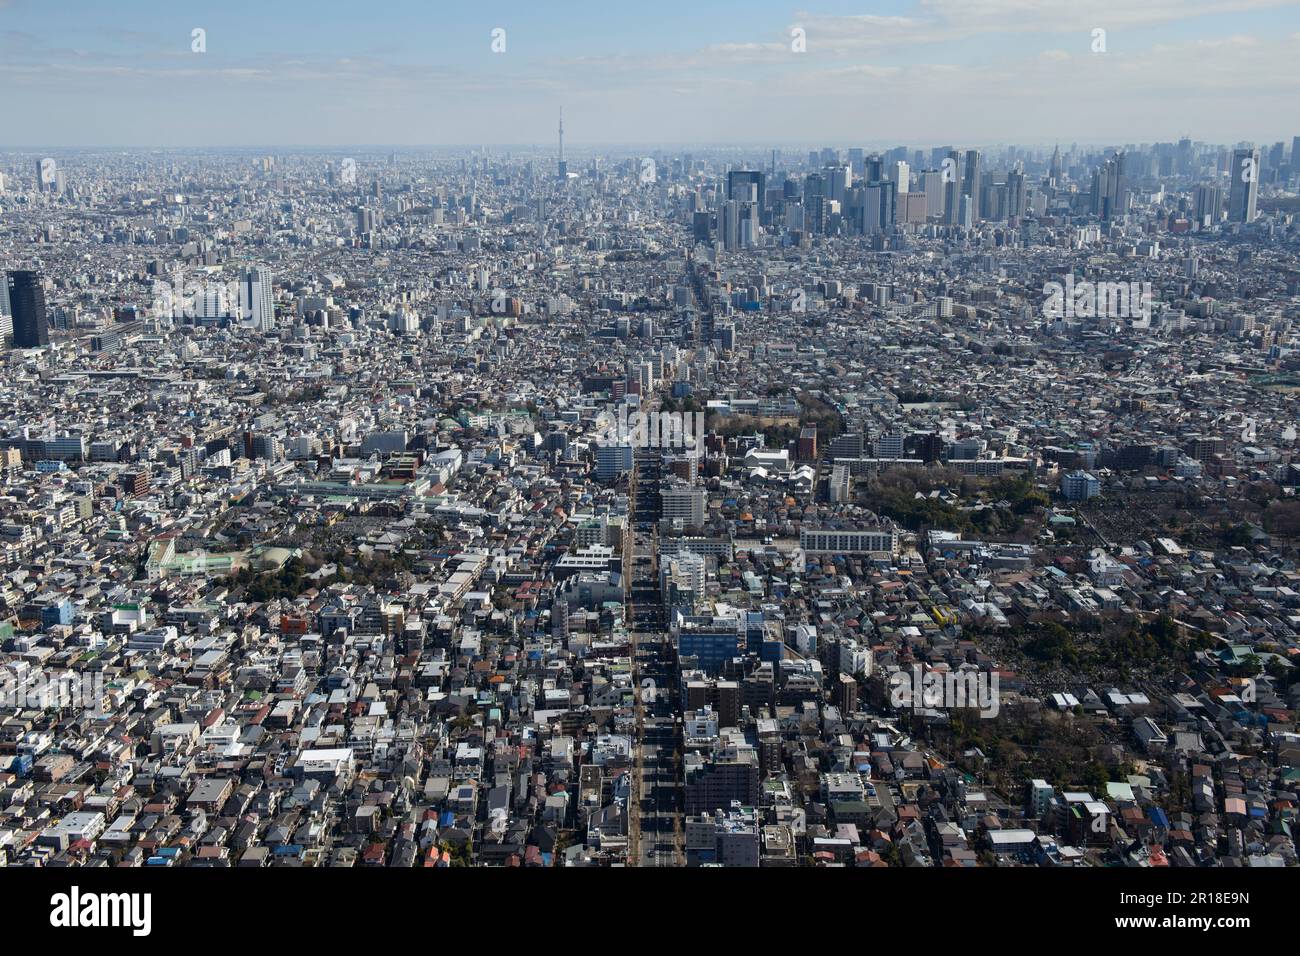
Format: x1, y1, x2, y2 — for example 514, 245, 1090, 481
890, 160, 910, 193
1090, 152, 1127, 220
958, 195, 974, 230
864, 155, 883, 183
1268, 141, 1286, 173
848, 147, 865, 177
692, 211, 712, 243
239, 268, 275, 332
719, 200, 737, 250
719, 200, 752, 251
865, 180, 896, 234
920, 169, 945, 219
825, 164, 850, 205
1088, 165, 1104, 216
1006, 166, 1026, 220
1228, 147, 1260, 222
727, 169, 765, 233
1114, 150, 1131, 215
961, 149, 982, 221
804, 172, 826, 234
784, 202, 805, 232
943, 150, 962, 225
1292, 136, 1300, 171
7, 271, 50, 348
36, 158, 57, 192
0, 271, 10, 344
858, 187, 878, 236
737, 201, 757, 248
727, 170, 764, 204
557, 108, 567, 180
1176, 138, 1193, 176
1194, 183, 1222, 226
1049, 144, 1063, 183
0, 171, 6, 194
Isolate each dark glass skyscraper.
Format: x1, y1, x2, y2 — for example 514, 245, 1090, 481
1228, 147, 1260, 222
962, 149, 982, 221
7, 271, 50, 348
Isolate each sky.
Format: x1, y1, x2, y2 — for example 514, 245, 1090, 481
1, 0, 1298, 148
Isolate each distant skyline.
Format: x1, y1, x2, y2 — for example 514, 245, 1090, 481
1, 0, 1298, 148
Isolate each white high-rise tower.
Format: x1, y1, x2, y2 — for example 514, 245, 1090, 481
239, 267, 275, 332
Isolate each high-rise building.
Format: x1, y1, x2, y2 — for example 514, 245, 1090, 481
239, 267, 275, 332
958, 194, 974, 230
0, 272, 10, 345
692, 211, 712, 243
943, 150, 961, 225
723, 170, 762, 248
1006, 165, 1026, 220
962, 149, 982, 221
7, 271, 50, 348
890, 160, 910, 194
661, 483, 707, 526
1090, 152, 1128, 221
920, 169, 945, 219
825, 164, 849, 205
36, 158, 56, 192
595, 443, 634, 482
726, 170, 764, 207
863, 180, 895, 234
720, 200, 740, 250
803, 172, 826, 234
1194, 183, 1222, 227
1228, 147, 1260, 223
847, 147, 864, 177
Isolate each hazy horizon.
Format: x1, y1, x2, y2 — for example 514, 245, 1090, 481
2, 0, 1298, 148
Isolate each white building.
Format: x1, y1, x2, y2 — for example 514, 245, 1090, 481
661, 483, 707, 526
239, 267, 276, 332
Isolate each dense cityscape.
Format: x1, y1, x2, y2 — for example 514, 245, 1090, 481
1, 132, 1298, 873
